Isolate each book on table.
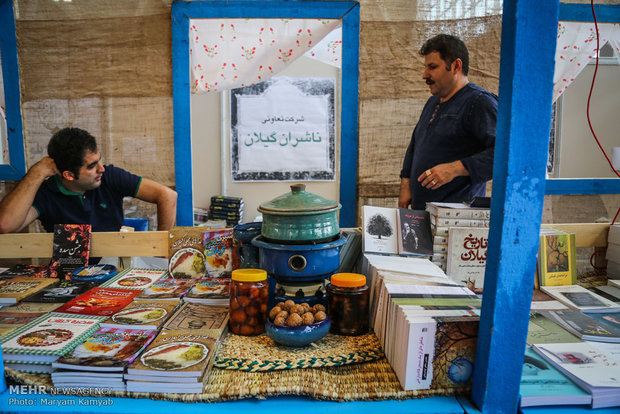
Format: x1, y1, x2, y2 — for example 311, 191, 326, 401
54, 287, 141, 317
167, 227, 208, 280
425, 202, 491, 220
446, 227, 489, 294
162, 302, 229, 340
49, 224, 92, 279
526, 312, 582, 345
519, 347, 591, 408
540, 285, 620, 312
203, 228, 239, 277
587, 285, 620, 304
100, 267, 168, 290
537, 229, 577, 287
99, 299, 180, 330
0, 264, 51, 280
540, 310, 620, 343
183, 277, 231, 306
23, 279, 96, 303
0, 302, 61, 337
136, 278, 195, 301
0, 277, 59, 305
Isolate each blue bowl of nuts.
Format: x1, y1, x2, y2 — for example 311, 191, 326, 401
265, 301, 330, 347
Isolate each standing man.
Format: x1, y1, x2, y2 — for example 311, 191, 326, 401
0, 127, 177, 233
399, 34, 497, 210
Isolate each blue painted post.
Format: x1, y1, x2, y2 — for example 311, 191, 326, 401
471, 0, 559, 412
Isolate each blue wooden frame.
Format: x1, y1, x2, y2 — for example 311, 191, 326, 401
0, 0, 26, 180
172, 1, 359, 227
545, 3, 620, 195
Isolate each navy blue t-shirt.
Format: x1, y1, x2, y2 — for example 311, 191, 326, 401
400, 83, 497, 209
32, 164, 142, 233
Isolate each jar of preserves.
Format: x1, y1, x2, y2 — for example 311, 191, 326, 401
326, 273, 369, 336
229, 269, 269, 336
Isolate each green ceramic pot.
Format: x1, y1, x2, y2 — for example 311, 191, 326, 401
258, 184, 341, 243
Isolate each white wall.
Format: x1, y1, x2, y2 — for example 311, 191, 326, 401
190, 56, 341, 222
558, 63, 620, 178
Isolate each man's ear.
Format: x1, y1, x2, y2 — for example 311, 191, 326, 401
61, 170, 76, 181
452, 58, 463, 74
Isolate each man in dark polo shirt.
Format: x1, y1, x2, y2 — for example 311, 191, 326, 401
0, 127, 177, 234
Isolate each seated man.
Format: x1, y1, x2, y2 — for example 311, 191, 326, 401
0, 127, 177, 234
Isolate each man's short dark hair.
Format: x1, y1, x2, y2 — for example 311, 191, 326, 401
47, 127, 98, 178
420, 34, 469, 76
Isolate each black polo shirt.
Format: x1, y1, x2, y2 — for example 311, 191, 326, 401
32, 164, 141, 233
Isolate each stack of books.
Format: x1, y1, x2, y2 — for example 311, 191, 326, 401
0, 277, 59, 306
209, 195, 244, 226
425, 202, 490, 293
607, 225, 620, 279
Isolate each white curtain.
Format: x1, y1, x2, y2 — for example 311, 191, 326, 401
554, 22, 620, 102
189, 18, 341, 94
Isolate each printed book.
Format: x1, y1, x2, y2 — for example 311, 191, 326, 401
610, 280, 620, 289
0, 264, 50, 280
0, 277, 59, 305
541, 310, 620, 343
101, 268, 167, 290
430, 216, 490, 228
136, 278, 195, 300
0, 302, 60, 337
163, 302, 229, 338
52, 327, 157, 372
126, 329, 217, 378
526, 312, 582, 345
425, 202, 491, 220
203, 228, 239, 277
168, 227, 207, 279
446, 227, 489, 294
363, 206, 433, 256
538, 229, 577, 287
541, 285, 620, 312
519, 347, 591, 408
587, 285, 620, 304
49, 224, 92, 279
23, 279, 95, 303
184, 277, 231, 305
54, 287, 141, 316
0, 313, 102, 363
396, 208, 434, 256
100, 299, 180, 330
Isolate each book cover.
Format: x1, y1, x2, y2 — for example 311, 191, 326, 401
100, 299, 179, 330
519, 347, 591, 408
446, 227, 489, 294
610, 280, 620, 289
538, 230, 577, 287
587, 285, 620, 304
136, 279, 195, 300
55, 287, 141, 316
363, 206, 398, 254
396, 209, 433, 256
52, 327, 157, 372
0, 302, 61, 336
541, 310, 620, 343
0, 313, 102, 363
211, 195, 243, 205
168, 227, 207, 279
101, 268, 167, 290
184, 277, 231, 305
203, 228, 239, 277
23, 280, 95, 303
49, 224, 92, 279
541, 285, 620, 311
0, 277, 59, 305
163, 302, 229, 336
526, 312, 582, 345
126, 329, 217, 377
0, 264, 50, 280
583, 311, 620, 331
425, 202, 491, 219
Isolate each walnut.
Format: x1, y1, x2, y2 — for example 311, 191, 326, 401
274, 316, 287, 326
300, 302, 311, 312
286, 313, 303, 327
283, 299, 296, 310
269, 306, 282, 320
290, 304, 304, 315
314, 311, 327, 322
312, 304, 326, 313
301, 312, 315, 325
275, 310, 289, 320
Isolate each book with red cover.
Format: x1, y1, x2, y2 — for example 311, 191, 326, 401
49, 224, 92, 279
55, 287, 140, 316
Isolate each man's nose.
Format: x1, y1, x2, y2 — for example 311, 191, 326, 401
97, 163, 105, 173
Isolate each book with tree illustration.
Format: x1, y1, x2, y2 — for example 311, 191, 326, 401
538, 229, 577, 286
362, 206, 432, 256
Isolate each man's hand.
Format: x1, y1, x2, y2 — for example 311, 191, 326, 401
418, 160, 469, 190
29, 157, 59, 180
398, 178, 412, 208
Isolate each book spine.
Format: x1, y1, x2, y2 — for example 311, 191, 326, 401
433, 244, 447, 254
430, 215, 490, 228
428, 209, 491, 220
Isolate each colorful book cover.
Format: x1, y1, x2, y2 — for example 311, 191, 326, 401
54, 287, 141, 316
1, 313, 102, 363
0, 277, 59, 305
49, 224, 92, 279
52, 327, 157, 372
396, 209, 433, 256
23, 279, 96, 303
126, 329, 216, 378
526, 312, 582, 345
446, 227, 489, 294
0, 302, 59, 337
100, 299, 180, 330
203, 228, 239, 277
136, 279, 195, 300
162, 302, 229, 337
184, 277, 231, 304
542, 310, 620, 343
101, 268, 167, 290
538, 230, 577, 287
0, 264, 50, 280
168, 227, 207, 279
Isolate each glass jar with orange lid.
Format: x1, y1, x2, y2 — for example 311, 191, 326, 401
229, 269, 269, 336
326, 273, 369, 336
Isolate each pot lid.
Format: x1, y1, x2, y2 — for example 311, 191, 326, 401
258, 184, 341, 214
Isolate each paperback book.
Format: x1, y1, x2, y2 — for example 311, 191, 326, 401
1, 313, 102, 364
526, 312, 582, 345
49, 224, 92, 279
541, 310, 620, 343
136, 278, 195, 300
184, 277, 231, 305
203, 228, 239, 277
363, 206, 433, 256
0, 264, 51, 280
446, 227, 489, 294
538, 229, 577, 287
425, 202, 491, 220
0, 302, 61, 337
541, 285, 620, 312
168, 227, 207, 279
54, 287, 141, 316
101, 268, 167, 290
0, 277, 59, 305
100, 299, 179, 330
163, 302, 229, 339
23, 280, 95, 303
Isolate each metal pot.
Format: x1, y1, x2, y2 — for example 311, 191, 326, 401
258, 184, 341, 243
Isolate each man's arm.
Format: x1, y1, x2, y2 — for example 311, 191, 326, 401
135, 178, 178, 231
0, 157, 57, 233
398, 178, 412, 208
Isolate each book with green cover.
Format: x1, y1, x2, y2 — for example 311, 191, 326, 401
538, 229, 577, 287
527, 312, 582, 345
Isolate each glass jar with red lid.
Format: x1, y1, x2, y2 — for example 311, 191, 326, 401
229, 269, 269, 335
326, 273, 369, 336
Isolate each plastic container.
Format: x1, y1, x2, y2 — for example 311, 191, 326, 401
229, 269, 269, 335
70, 264, 118, 283
326, 273, 369, 336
